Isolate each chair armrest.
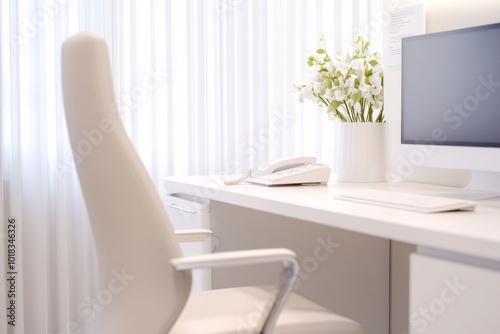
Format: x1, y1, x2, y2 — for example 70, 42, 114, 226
175, 229, 219, 252
171, 248, 297, 270
171, 248, 299, 334
175, 229, 213, 243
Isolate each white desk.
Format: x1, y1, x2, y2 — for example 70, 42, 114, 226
164, 176, 500, 261
163, 176, 500, 334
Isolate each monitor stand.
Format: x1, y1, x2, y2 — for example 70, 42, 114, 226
427, 188, 500, 201
402, 167, 500, 201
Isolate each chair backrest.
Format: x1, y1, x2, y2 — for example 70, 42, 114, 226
61, 31, 191, 334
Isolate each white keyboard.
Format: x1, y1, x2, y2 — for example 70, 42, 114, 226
335, 189, 476, 213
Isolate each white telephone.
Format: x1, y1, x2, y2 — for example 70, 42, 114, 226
225, 156, 331, 186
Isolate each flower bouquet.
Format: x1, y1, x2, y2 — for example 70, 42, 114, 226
295, 35, 384, 123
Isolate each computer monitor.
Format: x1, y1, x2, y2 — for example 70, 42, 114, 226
400, 23, 500, 175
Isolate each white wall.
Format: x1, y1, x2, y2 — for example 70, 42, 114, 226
383, 0, 500, 187
426, 0, 500, 33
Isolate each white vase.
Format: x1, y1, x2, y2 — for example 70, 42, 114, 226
333, 122, 386, 182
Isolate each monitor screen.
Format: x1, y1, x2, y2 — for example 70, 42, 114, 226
401, 23, 500, 148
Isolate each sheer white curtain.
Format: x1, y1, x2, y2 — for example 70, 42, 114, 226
0, 0, 382, 333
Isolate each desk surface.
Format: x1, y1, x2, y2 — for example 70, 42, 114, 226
163, 176, 500, 262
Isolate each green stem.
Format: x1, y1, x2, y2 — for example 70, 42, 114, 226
342, 101, 356, 122
376, 107, 385, 122
360, 100, 366, 122
367, 104, 374, 123
317, 95, 330, 108
335, 109, 348, 122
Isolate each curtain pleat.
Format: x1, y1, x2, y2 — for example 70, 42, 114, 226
0, 1, 380, 333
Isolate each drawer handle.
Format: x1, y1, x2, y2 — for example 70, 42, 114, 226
167, 203, 198, 214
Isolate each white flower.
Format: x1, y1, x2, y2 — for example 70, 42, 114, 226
325, 61, 335, 71
371, 85, 382, 96
350, 58, 364, 70
334, 89, 346, 102
344, 75, 356, 91
310, 71, 321, 82
358, 83, 371, 95
372, 64, 382, 74
369, 74, 383, 96
369, 74, 381, 87
312, 81, 321, 92
298, 84, 315, 102
323, 88, 334, 99
333, 59, 348, 77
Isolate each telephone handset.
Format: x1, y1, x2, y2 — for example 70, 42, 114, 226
225, 156, 331, 186
256, 156, 318, 175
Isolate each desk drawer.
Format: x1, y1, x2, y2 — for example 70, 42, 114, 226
410, 253, 500, 333
165, 193, 211, 291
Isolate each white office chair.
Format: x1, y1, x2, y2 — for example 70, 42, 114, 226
61, 31, 365, 334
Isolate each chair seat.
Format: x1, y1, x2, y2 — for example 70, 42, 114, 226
170, 286, 365, 334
